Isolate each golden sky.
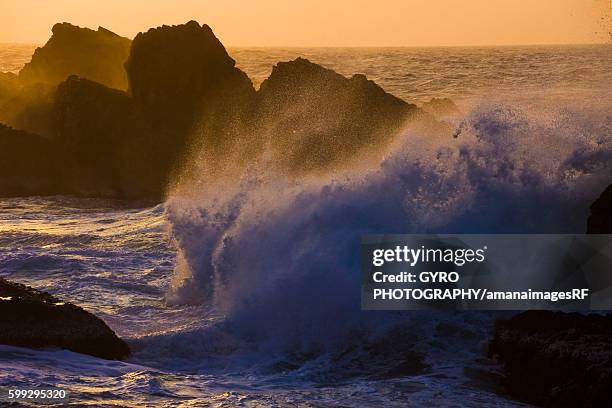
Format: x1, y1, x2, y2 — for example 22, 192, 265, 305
1, 0, 610, 46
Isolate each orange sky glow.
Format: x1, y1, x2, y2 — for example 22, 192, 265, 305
1, 0, 610, 46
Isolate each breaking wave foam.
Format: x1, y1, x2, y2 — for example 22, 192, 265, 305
162, 91, 611, 368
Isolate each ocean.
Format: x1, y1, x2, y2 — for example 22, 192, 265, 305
0, 44, 611, 407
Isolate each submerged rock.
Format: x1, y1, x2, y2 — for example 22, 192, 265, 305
420, 97, 460, 118
0, 278, 129, 360
256, 58, 421, 173
0, 123, 62, 196
587, 184, 612, 233
489, 311, 612, 407
19, 23, 131, 90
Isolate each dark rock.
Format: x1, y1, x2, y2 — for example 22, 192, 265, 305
1, 21, 259, 200
256, 58, 421, 173
421, 97, 460, 117
54, 76, 160, 199
587, 184, 612, 233
0, 278, 129, 360
2, 23, 130, 136
0, 21, 447, 199
489, 310, 612, 407
19, 23, 131, 90
0, 123, 62, 196
125, 21, 256, 184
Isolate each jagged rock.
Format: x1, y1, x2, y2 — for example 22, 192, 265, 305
54, 76, 158, 198
1, 21, 259, 200
0, 278, 129, 360
421, 97, 460, 117
587, 184, 612, 233
2, 23, 130, 135
0, 123, 62, 196
125, 21, 256, 183
19, 23, 131, 90
256, 58, 421, 173
0, 21, 446, 199
489, 311, 612, 407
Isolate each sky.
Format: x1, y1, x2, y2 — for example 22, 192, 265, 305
0, 0, 610, 46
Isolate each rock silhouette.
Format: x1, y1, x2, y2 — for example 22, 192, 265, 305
19, 23, 131, 90
0, 123, 61, 196
1, 23, 130, 135
0, 21, 434, 199
0, 278, 130, 360
587, 184, 612, 233
256, 58, 420, 173
54, 76, 155, 198
125, 20, 257, 185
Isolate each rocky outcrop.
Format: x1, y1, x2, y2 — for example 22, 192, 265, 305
0, 123, 62, 196
0, 21, 437, 199
125, 21, 257, 184
53, 76, 157, 198
489, 311, 612, 407
587, 184, 612, 233
0, 278, 129, 360
19, 23, 131, 90
1, 23, 130, 135
256, 58, 420, 173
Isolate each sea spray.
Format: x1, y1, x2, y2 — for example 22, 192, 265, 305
164, 91, 611, 362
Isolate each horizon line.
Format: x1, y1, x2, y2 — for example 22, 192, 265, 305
0, 41, 609, 49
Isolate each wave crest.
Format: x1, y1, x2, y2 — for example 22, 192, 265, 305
164, 93, 611, 359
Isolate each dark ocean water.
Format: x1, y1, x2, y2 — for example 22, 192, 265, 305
0, 44, 611, 407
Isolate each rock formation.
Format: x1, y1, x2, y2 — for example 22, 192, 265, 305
19, 23, 131, 90
53, 76, 154, 198
125, 21, 257, 185
0, 278, 129, 360
489, 311, 612, 407
0, 20, 436, 199
587, 184, 612, 233
256, 58, 420, 173
0, 123, 62, 196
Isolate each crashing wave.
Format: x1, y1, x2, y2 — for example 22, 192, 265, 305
162, 92, 611, 374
